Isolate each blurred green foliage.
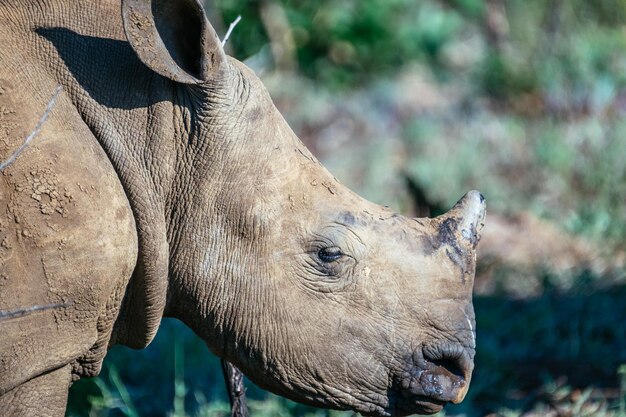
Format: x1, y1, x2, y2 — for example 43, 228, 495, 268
220, 0, 466, 87
219, 0, 626, 97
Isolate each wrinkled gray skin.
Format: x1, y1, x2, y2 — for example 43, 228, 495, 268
0, 0, 486, 416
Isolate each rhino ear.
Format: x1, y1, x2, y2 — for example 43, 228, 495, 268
122, 0, 227, 84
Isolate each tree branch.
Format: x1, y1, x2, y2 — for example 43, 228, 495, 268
221, 15, 242, 47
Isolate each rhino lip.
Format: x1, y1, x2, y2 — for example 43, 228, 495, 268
393, 367, 466, 415
394, 394, 446, 416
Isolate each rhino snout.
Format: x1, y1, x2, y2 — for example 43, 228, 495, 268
393, 343, 474, 415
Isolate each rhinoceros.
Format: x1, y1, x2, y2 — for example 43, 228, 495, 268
0, 0, 486, 416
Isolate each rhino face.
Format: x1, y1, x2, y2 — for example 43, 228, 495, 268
269, 192, 483, 416
253, 184, 484, 416
121, 0, 485, 415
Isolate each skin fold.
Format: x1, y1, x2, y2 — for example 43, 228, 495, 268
0, 0, 486, 416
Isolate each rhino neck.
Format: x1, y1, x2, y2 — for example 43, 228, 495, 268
28, 0, 258, 348
161, 78, 319, 371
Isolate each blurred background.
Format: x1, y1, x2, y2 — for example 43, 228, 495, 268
67, 0, 626, 416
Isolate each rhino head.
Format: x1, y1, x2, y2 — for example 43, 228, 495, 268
120, 0, 486, 415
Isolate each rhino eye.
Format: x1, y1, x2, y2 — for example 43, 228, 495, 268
318, 247, 343, 263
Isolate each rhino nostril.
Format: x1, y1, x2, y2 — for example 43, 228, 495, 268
422, 344, 472, 381
432, 357, 465, 380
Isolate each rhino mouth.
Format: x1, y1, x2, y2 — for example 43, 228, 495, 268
394, 396, 446, 416
389, 344, 473, 416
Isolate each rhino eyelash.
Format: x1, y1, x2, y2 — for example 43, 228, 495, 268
317, 247, 343, 263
